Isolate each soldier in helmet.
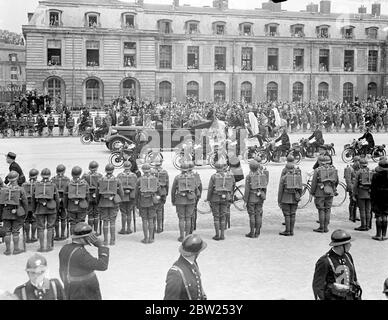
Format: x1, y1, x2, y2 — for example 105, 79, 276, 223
32, 168, 59, 252
117, 161, 137, 235
311, 155, 339, 233
14, 254, 65, 300
371, 157, 388, 241
22, 169, 39, 243
58, 113, 66, 136
278, 162, 302, 236
0, 171, 28, 255
206, 160, 235, 241
46, 113, 55, 137
59, 222, 109, 300
244, 160, 269, 238
51, 164, 70, 240
353, 158, 373, 231
280, 155, 295, 177
344, 156, 361, 223
164, 234, 207, 300
82, 161, 103, 234
135, 164, 161, 244
63, 166, 89, 235
187, 161, 202, 234
151, 157, 169, 234
96, 164, 124, 246
66, 113, 75, 136
313, 229, 362, 300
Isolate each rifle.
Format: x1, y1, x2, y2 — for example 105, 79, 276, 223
227, 212, 231, 229
99, 213, 102, 236
132, 207, 136, 233
22, 223, 26, 252
66, 210, 70, 239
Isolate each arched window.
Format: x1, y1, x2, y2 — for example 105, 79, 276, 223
292, 82, 304, 102
267, 82, 278, 101
122, 78, 137, 99
318, 82, 329, 101
159, 81, 172, 103
85, 79, 100, 107
367, 82, 377, 98
343, 82, 353, 103
241, 81, 252, 103
214, 81, 226, 102
187, 81, 199, 101
46, 77, 62, 98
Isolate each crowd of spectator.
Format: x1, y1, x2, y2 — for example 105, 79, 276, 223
0, 29, 24, 46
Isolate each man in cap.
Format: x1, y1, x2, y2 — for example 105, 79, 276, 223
22, 169, 39, 243
14, 254, 65, 300
274, 127, 291, 158
344, 156, 361, 222
152, 157, 169, 234
0, 171, 28, 255
312, 229, 362, 300
358, 126, 375, 156
59, 222, 109, 300
308, 123, 325, 153
371, 157, 388, 241
5, 152, 25, 186
164, 234, 207, 300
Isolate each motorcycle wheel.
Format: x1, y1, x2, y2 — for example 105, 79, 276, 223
109, 152, 125, 168
289, 150, 302, 165
145, 151, 163, 164
341, 148, 354, 163
371, 148, 386, 163
80, 134, 92, 145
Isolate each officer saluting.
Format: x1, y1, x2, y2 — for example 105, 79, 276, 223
312, 229, 362, 300
164, 234, 207, 300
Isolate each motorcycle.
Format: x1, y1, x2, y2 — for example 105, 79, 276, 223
258, 141, 301, 165
342, 139, 386, 163
299, 138, 336, 158
109, 143, 137, 168
80, 127, 105, 145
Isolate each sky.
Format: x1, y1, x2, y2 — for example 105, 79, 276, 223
0, 0, 387, 33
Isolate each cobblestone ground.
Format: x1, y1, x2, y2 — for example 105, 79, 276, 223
0, 133, 387, 300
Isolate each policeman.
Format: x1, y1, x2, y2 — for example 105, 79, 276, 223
117, 161, 137, 235
344, 156, 361, 222
82, 161, 103, 234
22, 169, 39, 243
32, 168, 59, 252
311, 156, 339, 233
0, 171, 28, 255
47, 113, 55, 136
187, 161, 202, 234
152, 158, 169, 234
59, 222, 109, 300
136, 164, 161, 244
66, 114, 75, 136
353, 158, 373, 231
278, 162, 302, 236
63, 166, 89, 235
244, 160, 269, 238
207, 161, 235, 241
14, 254, 65, 300
371, 157, 388, 241
96, 164, 124, 246
171, 163, 197, 242
51, 164, 70, 241
164, 234, 207, 300
312, 229, 362, 300
58, 113, 66, 136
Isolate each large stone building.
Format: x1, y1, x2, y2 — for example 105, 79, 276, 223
22, 0, 388, 107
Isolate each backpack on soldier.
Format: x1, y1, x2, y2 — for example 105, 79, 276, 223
140, 176, 158, 193
177, 174, 196, 193
250, 170, 268, 189
319, 165, 338, 195
118, 173, 137, 200
0, 187, 21, 206
360, 168, 373, 187
285, 169, 303, 190
214, 173, 234, 192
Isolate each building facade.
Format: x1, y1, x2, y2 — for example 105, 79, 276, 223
22, 0, 388, 107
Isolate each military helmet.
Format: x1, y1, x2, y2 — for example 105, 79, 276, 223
180, 163, 190, 172
379, 157, 388, 169
329, 229, 353, 247
383, 278, 388, 293
317, 155, 326, 164
56, 164, 66, 173
286, 155, 295, 163
214, 161, 227, 171
285, 163, 295, 171
29, 169, 39, 178
105, 164, 115, 173
71, 166, 82, 177
323, 155, 331, 164
123, 161, 132, 169
254, 156, 262, 163
249, 160, 259, 171
72, 222, 93, 239
359, 158, 368, 167
89, 161, 99, 170
7, 171, 19, 182
353, 156, 361, 163
41, 168, 51, 177
179, 234, 207, 257
186, 161, 195, 170
25, 254, 47, 272
142, 164, 151, 172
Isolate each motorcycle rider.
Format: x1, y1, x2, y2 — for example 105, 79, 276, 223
308, 123, 325, 153
273, 127, 290, 158
358, 126, 375, 156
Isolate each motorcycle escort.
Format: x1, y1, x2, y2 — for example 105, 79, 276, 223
342, 139, 386, 163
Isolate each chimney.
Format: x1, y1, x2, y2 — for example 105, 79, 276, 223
213, 0, 228, 10
173, 0, 179, 7
358, 5, 367, 14
371, 2, 381, 16
262, 1, 282, 12
306, 2, 319, 13
319, 0, 331, 14
27, 12, 34, 22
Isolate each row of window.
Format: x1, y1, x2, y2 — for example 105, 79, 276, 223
47, 10, 381, 40
45, 77, 378, 105
46, 40, 380, 73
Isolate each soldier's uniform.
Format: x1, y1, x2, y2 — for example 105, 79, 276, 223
94, 113, 102, 128
27, 114, 35, 136
383, 112, 388, 133
47, 114, 55, 136
353, 159, 373, 231
334, 113, 342, 132
0, 171, 28, 255
36, 114, 46, 136
350, 111, 357, 133
117, 161, 137, 235
32, 168, 59, 252
311, 156, 339, 233
278, 163, 302, 236
22, 169, 39, 243
58, 114, 66, 136
86, 116, 93, 129
188, 162, 202, 234
81, 161, 103, 234
301, 113, 308, 132
51, 165, 70, 240
344, 157, 361, 222
63, 167, 89, 235
96, 164, 124, 246
244, 160, 269, 238
207, 162, 235, 241
152, 159, 169, 233
136, 164, 161, 244
9, 115, 17, 136
343, 113, 350, 133
376, 114, 383, 133
19, 115, 27, 137
66, 115, 75, 136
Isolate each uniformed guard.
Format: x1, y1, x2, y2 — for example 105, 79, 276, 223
10, 114, 17, 137
47, 113, 55, 136
96, 164, 124, 246
0, 171, 28, 255
135, 164, 161, 244
164, 234, 207, 300
344, 156, 361, 222
19, 115, 27, 137
66, 114, 75, 136
51, 164, 70, 241
59, 222, 109, 300
312, 229, 362, 300
117, 161, 137, 235
14, 254, 65, 300
278, 162, 302, 236
58, 113, 66, 136
152, 158, 169, 233
244, 160, 269, 238
187, 161, 202, 234
311, 155, 339, 233
353, 158, 373, 231
63, 166, 89, 235
32, 168, 59, 252
82, 161, 103, 234
27, 114, 35, 137
206, 161, 235, 241
23, 169, 39, 243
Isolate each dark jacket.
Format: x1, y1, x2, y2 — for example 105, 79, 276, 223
5, 161, 25, 186
358, 132, 375, 148
371, 165, 388, 214
308, 129, 324, 145
275, 132, 290, 147
14, 279, 65, 300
